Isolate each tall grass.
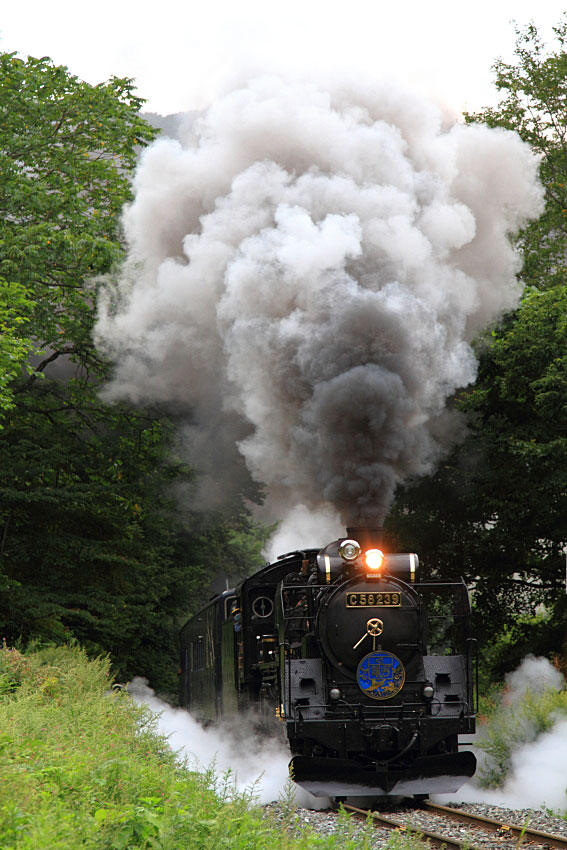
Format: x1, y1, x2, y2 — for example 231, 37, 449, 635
0, 643, 423, 850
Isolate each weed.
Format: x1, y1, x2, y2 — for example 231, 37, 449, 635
515, 816, 531, 850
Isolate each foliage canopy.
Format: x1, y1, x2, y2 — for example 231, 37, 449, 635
464, 18, 567, 291
0, 53, 267, 691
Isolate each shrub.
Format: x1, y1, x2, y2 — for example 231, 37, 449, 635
477, 680, 567, 787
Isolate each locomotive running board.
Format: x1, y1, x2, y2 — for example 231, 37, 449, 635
289, 751, 477, 797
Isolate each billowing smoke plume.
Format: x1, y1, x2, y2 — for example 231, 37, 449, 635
95, 77, 543, 525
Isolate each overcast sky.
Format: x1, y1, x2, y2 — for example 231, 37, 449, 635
2, 1, 565, 116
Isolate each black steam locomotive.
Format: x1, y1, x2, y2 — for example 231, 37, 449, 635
179, 528, 476, 797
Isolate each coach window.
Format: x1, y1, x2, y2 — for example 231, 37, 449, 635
191, 638, 204, 672
224, 596, 238, 620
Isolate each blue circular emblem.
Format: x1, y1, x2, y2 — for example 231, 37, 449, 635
357, 651, 405, 700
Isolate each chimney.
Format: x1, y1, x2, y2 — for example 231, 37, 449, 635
346, 527, 383, 550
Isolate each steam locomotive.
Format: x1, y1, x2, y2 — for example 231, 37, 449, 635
179, 528, 476, 797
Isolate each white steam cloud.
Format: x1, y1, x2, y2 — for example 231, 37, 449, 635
264, 503, 342, 562
129, 677, 327, 807
95, 76, 543, 526
437, 656, 567, 809
505, 653, 564, 699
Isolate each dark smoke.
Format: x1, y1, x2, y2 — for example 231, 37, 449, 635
95, 76, 543, 533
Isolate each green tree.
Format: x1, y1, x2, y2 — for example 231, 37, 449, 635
387, 20, 567, 676
0, 54, 154, 345
0, 280, 34, 415
387, 289, 567, 651
464, 18, 567, 291
0, 53, 266, 692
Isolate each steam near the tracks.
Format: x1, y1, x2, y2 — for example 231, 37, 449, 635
129, 677, 327, 807
95, 77, 543, 525
133, 659, 567, 810
437, 656, 567, 809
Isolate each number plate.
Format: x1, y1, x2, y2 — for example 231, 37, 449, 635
346, 592, 401, 607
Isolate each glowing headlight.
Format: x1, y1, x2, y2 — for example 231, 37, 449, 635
339, 539, 361, 561
364, 548, 384, 570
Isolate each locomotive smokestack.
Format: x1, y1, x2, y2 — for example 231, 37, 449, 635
346, 527, 383, 550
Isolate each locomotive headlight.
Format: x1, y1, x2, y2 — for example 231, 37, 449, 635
364, 548, 384, 571
339, 539, 361, 561
423, 685, 435, 699
329, 687, 341, 701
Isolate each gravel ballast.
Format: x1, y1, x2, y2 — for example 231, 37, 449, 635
263, 800, 567, 848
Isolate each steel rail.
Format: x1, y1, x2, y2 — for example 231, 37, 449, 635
423, 801, 567, 850
340, 804, 485, 850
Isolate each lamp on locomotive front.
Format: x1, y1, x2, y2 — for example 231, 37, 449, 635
364, 547, 384, 574
338, 539, 361, 561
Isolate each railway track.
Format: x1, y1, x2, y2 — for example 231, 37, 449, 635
340, 800, 567, 850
